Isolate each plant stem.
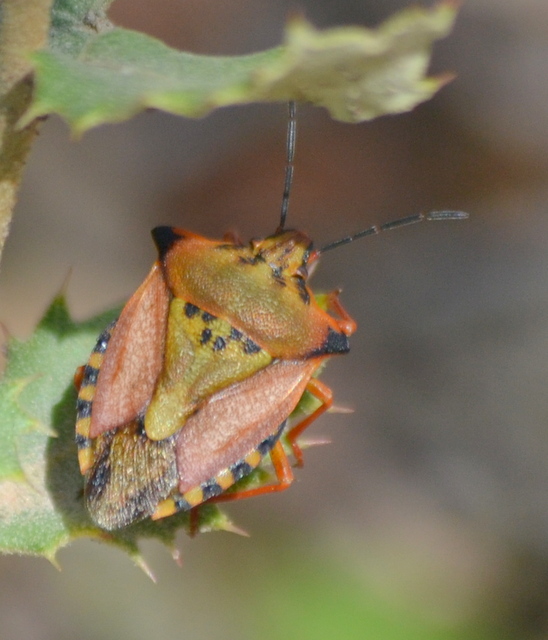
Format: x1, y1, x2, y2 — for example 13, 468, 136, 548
0, 0, 52, 263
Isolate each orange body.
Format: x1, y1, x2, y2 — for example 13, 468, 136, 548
75, 226, 355, 530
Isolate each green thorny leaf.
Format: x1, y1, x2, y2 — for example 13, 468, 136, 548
1, 1, 461, 566
0, 296, 324, 568
22, 1, 460, 134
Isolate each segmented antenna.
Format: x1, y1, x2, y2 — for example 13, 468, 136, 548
318, 210, 469, 255
278, 101, 297, 231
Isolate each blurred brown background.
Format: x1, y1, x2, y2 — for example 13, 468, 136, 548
2, 1, 548, 638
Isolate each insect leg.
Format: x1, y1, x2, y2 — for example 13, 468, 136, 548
286, 378, 333, 467
187, 442, 295, 534
73, 365, 85, 390
189, 507, 200, 537
326, 290, 357, 336
207, 440, 294, 504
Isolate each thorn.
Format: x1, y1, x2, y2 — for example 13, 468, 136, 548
57, 267, 74, 298
434, 71, 457, 89
171, 546, 184, 568
329, 404, 354, 415
132, 554, 157, 583
0, 321, 12, 345
298, 436, 332, 449
46, 552, 62, 572
220, 521, 250, 538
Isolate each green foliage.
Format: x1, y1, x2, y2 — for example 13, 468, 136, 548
246, 548, 498, 640
23, 1, 458, 134
0, 297, 314, 566
0, 0, 461, 562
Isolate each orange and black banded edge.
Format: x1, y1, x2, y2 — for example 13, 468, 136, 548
75, 321, 116, 474
152, 422, 286, 520
75, 316, 288, 527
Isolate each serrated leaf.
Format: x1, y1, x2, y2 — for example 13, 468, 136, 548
44, 0, 139, 72
24, 2, 459, 134
3, 0, 462, 564
0, 295, 318, 563
0, 378, 36, 481
0, 297, 236, 563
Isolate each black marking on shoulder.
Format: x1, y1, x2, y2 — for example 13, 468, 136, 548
309, 327, 350, 357
152, 226, 184, 260
184, 302, 200, 318
76, 398, 92, 419
243, 338, 262, 355
200, 328, 212, 345
213, 336, 226, 351
201, 311, 216, 323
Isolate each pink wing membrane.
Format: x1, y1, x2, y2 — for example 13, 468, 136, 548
90, 263, 170, 438
176, 358, 320, 492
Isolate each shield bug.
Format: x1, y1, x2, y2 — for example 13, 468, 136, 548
75, 103, 467, 530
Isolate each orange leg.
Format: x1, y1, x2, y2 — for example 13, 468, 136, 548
327, 290, 357, 336
188, 443, 294, 535
189, 507, 200, 537
189, 444, 293, 535
73, 365, 85, 390
207, 440, 294, 505
201, 377, 333, 508
287, 377, 333, 467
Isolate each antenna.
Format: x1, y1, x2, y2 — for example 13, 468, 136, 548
318, 210, 469, 255
278, 101, 297, 231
